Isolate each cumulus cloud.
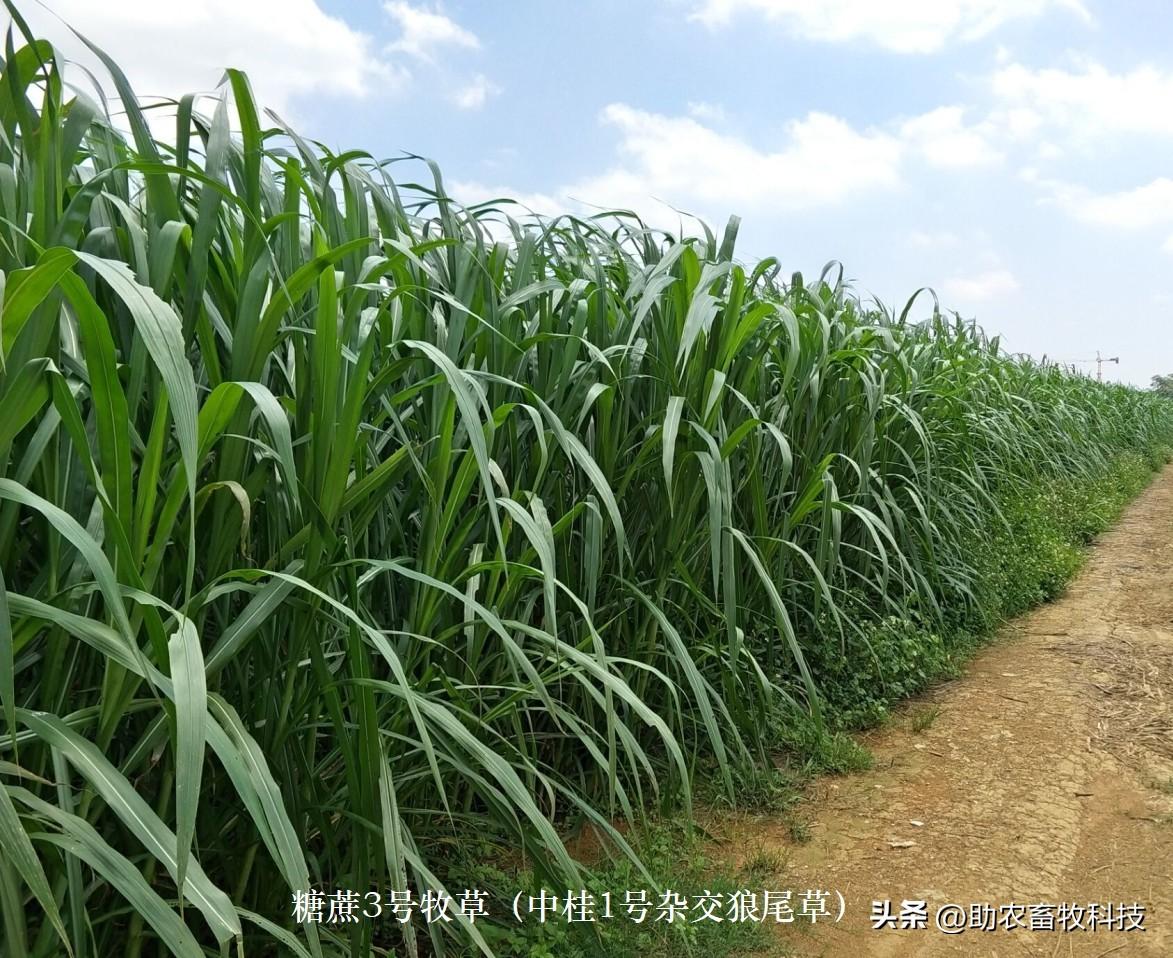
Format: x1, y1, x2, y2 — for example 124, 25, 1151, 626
687, 0, 1091, 54
9, 0, 499, 129
899, 106, 1004, 168
563, 103, 902, 217
384, 1, 480, 61
450, 74, 501, 110
943, 268, 1020, 300
382, 5, 499, 113
455, 97, 1043, 228
908, 229, 963, 248
992, 58, 1173, 138
1033, 176, 1173, 229
687, 101, 728, 122
14, 0, 396, 116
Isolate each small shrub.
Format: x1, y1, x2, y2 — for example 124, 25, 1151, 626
807, 615, 948, 730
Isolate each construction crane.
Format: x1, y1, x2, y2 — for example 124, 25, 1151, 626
1096, 350, 1119, 382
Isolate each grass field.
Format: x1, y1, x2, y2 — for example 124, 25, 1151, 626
2, 6, 1172, 956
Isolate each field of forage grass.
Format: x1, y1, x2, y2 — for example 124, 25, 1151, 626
1, 9, 1172, 957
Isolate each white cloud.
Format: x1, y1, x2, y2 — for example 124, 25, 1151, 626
1162, 236, 1173, 256
383, 5, 496, 112
1037, 177, 1173, 229
992, 59, 1173, 138
943, 268, 1020, 300
18, 0, 394, 116
687, 101, 727, 122
450, 74, 501, 110
458, 98, 1029, 228
992, 106, 1043, 139
564, 104, 902, 216
384, 1, 479, 61
688, 0, 1091, 53
899, 106, 1004, 168
908, 229, 962, 248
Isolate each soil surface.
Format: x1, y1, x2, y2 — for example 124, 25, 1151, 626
715, 465, 1173, 957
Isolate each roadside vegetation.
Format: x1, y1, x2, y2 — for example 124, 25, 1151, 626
1, 8, 1171, 956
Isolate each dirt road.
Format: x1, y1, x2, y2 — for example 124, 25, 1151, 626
720, 465, 1173, 956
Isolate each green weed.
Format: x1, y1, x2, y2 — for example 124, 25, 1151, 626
909, 706, 943, 734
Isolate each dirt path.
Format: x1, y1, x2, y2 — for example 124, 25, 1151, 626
718, 465, 1173, 957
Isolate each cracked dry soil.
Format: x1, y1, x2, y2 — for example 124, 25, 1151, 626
717, 464, 1173, 957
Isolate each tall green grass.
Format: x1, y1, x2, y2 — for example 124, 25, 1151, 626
1, 8, 1170, 956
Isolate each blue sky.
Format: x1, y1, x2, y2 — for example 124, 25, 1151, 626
19, 0, 1173, 385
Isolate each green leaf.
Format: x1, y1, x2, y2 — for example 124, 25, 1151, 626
167, 619, 206, 901
0, 783, 72, 956
15, 710, 241, 944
